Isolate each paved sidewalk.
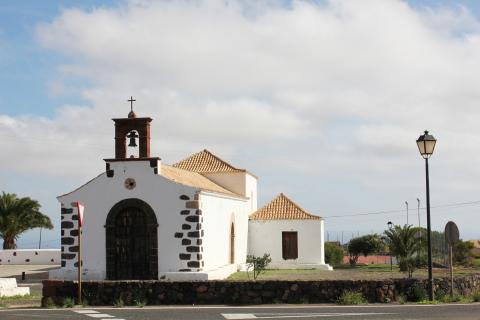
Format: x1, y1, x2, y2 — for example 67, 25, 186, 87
0, 265, 59, 279
0, 264, 59, 295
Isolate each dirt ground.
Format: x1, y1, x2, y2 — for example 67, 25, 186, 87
227, 265, 480, 281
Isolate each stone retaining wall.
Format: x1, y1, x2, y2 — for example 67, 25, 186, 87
42, 275, 480, 306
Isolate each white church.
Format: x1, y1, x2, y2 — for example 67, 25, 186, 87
51, 107, 331, 281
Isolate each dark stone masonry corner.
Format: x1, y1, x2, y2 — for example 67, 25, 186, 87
42, 275, 480, 307
174, 194, 204, 272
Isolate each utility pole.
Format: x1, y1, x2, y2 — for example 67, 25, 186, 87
417, 198, 421, 227
38, 227, 42, 249
405, 201, 409, 226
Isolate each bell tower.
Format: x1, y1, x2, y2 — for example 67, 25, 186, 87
112, 96, 152, 159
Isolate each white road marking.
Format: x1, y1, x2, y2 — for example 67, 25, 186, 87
72, 309, 125, 319
223, 314, 257, 319
222, 312, 396, 319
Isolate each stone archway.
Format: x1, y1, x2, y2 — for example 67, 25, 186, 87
105, 198, 158, 280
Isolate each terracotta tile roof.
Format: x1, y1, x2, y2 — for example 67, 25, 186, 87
173, 149, 246, 174
249, 193, 322, 220
161, 164, 240, 197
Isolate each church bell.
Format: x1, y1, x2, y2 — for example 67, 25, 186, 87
127, 131, 138, 147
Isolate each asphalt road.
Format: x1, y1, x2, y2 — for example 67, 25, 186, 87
2, 303, 480, 320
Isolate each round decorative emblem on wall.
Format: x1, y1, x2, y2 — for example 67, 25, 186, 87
124, 178, 136, 190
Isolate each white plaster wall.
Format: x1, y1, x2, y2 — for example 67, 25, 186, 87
248, 219, 326, 267
199, 192, 249, 271
0, 249, 60, 265
203, 172, 257, 213
56, 160, 199, 280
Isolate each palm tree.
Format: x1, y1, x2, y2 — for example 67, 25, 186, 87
384, 224, 423, 277
0, 192, 53, 249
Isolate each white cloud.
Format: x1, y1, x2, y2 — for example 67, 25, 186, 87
3, 0, 480, 238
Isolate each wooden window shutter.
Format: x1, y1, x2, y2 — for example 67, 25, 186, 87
282, 231, 298, 260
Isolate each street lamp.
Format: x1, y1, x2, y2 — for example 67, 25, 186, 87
416, 130, 437, 301
387, 221, 393, 271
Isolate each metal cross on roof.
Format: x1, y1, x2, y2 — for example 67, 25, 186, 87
128, 96, 136, 112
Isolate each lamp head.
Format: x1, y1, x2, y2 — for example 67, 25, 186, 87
416, 130, 437, 159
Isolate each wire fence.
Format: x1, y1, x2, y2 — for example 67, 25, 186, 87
327, 229, 449, 267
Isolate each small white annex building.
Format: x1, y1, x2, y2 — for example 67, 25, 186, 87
249, 194, 331, 270
51, 109, 331, 281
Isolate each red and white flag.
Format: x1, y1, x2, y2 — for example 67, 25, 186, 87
76, 202, 85, 228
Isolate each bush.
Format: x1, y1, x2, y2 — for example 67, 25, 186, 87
63, 297, 75, 308
347, 234, 383, 266
114, 297, 124, 308
438, 295, 465, 303
246, 253, 272, 280
325, 242, 344, 265
337, 290, 367, 305
472, 292, 480, 302
407, 283, 427, 302
398, 257, 418, 278
43, 297, 55, 308
453, 240, 474, 266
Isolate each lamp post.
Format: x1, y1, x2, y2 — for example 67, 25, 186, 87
388, 221, 393, 271
416, 130, 437, 301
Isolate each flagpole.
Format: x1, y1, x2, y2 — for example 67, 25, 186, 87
78, 219, 82, 305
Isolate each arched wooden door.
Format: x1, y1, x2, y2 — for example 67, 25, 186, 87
106, 199, 158, 280
230, 223, 235, 264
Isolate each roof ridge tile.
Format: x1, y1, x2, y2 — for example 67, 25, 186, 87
250, 193, 322, 220
172, 149, 245, 173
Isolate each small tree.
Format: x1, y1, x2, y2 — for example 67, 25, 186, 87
325, 242, 344, 265
347, 234, 383, 266
453, 240, 474, 266
246, 254, 272, 280
384, 224, 423, 277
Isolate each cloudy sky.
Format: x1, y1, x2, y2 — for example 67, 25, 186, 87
2, 0, 480, 248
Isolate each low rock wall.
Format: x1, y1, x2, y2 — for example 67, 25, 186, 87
42, 275, 480, 306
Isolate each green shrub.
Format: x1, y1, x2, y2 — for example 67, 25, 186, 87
407, 283, 427, 302
453, 240, 474, 266
114, 297, 124, 308
135, 299, 146, 307
471, 292, 480, 302
63, 297, 75, 308
438, 295, 461, 303
325, 242, 344, 265
472, 292, 480, 302
43, 297, 56, 308
397, 294, 406, 304
418, 299, 440, 305
337, 290, 367, 305
246, 253, 272, 280
347, 234, 384, 267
